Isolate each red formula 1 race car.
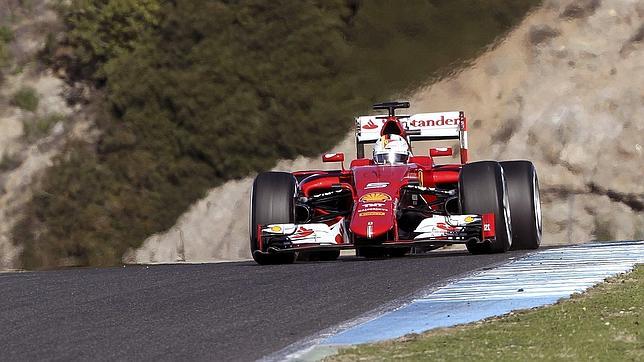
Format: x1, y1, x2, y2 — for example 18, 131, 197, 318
250, 101, 542, 264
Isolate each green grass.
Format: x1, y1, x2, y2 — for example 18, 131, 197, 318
330, 265, 644, 361
11, 86, 40, 112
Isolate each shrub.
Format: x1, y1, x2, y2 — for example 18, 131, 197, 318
11, 87, 40, 112
60, 0, 161, 81
0, 152, 21, 172
592, 216, 614, 241
0, 26, 12, 43
0, 26, 13, 72
22, 113, 66, 141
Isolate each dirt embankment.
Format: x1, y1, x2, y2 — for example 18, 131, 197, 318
129, 0, 643, 264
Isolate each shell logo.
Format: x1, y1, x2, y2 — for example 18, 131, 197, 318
360, 192, 392, 203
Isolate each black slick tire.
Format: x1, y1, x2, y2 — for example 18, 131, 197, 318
250, 172, 297, 265
459, 161, 512, 253
501, 161, 542, 250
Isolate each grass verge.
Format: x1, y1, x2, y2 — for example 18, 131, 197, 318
329, 265, 643, 361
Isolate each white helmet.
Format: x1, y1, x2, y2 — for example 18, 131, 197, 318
373, 134, 410, 165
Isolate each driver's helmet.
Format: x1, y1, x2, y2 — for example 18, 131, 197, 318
373, 134, 410, 165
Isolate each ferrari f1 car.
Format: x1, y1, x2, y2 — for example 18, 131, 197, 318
250, 101, 542, 264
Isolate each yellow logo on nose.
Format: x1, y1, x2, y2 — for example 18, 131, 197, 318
360, 192, 392, 202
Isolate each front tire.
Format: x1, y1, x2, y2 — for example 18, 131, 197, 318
250, 172, 297, 265
459, 161, 512, 253
501, 161, 542, 250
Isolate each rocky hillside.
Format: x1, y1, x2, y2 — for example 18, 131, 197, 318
411, 0, 644, 244
129, 0, 643, 263
0, 1, 92, 269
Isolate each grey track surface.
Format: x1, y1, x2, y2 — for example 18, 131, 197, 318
0, 250, 529, 361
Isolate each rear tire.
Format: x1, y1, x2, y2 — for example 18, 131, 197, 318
501, 161, 542, 250
459, 161, 512, 254
250, 172, 297, 265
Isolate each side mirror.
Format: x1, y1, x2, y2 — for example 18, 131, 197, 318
322, 152, 345, 163
430, 147, 453, 157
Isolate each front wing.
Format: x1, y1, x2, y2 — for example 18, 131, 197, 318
256, 213, 496, 254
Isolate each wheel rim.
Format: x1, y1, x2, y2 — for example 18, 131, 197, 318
533, 172, 543, 244
502, 180, 512, 247
249, 182, 256, 250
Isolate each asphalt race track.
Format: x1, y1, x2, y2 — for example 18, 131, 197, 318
0, 250, 530, 361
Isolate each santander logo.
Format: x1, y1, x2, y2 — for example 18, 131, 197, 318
362, 120, 378, 130
409, 116, 459, 128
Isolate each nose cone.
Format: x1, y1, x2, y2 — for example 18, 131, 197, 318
350, 165, 408, 240
350, 199, 395, 239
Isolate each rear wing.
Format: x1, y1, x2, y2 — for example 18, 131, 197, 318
355, 111, 469, 163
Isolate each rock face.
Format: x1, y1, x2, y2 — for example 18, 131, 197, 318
130, 0, 644, 263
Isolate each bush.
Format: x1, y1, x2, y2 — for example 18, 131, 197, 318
22, 113, 66, 141
61, 0, 161, 81
0, 152, 21, 172
0, 26, 12, 43
11, 87, 40, 112
0, 26, 14, 73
